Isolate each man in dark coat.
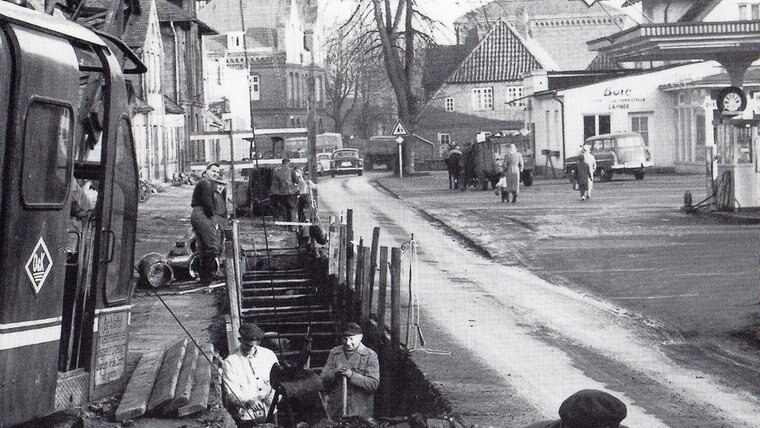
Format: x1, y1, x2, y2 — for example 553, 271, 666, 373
191, 162, 224, 283
269, 158, 298, 222
575, 156, 592, 201
320, 323, 379, 420
522, 389, 628, 428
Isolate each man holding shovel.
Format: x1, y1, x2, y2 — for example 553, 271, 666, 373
320, 323, 380, 421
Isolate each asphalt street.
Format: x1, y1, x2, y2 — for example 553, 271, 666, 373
316, 170, 760, 427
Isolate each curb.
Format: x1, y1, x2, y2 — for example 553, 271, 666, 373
710, 211, 760, 225
414, 209, 494, 260
372, 179, 401, 199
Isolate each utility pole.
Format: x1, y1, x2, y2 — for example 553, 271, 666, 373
305, 30, 318, 183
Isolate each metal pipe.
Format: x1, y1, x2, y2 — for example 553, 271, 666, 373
551, 93, 566, 172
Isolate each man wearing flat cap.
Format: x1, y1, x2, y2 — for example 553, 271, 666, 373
522, 389, 628, 428
190, 162, 226, 284
223, 323, 281, 427
321, 322, 379, 420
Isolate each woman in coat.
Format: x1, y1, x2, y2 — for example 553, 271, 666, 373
502, 144, 524, 203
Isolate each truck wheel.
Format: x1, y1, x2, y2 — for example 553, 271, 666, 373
566, 167, 576, 183
331, 171, 336, 178
358, 170, 363, 176
523, 170, 534, 187
634, 170, 645, 180
599, 168, 612, 182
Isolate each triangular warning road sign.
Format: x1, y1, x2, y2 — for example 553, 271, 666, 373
391, 121, 408, 136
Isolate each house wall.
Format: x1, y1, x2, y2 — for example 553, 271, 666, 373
140, 0, 167, 181
434, 81, 527, 123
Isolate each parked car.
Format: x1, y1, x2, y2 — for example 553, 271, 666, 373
331, 148, 364, 177
565, 132, 653, 182
317, 152, 332, 176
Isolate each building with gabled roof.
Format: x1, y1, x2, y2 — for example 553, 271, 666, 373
453, 0, 637, 70
416, 19, 553, 152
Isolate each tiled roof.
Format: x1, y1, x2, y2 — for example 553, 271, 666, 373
422, 44, 471, 93
246, 27, 278, 48
455, 0, 618, 27
123, 0, 152, 49
156, 0, 217, 34
448, 19, 543, 83
417, 106, 521, 129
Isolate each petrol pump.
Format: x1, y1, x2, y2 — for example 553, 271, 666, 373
708, 86, 760, 210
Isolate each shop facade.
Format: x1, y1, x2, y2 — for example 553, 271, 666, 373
524, 61, 722, 175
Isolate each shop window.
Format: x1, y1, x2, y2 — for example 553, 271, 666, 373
439, 133, 451, 146
583, 114, 610, 141
249, 74, 260, 101
445, 97, 454, 112
23, 101, 73, 208
630, 114, 650, 147
471, 87, 493, 111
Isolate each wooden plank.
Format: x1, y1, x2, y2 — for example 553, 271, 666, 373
114, 350, 165, 421
225, 316, 235, 356
225, 237, 241, 355
346, 210, 354, 292
368, 227, 380, 317
390, 248, 401, 350
338, 225, 347, 286
178, 344, 214, 417
328, 220, 339, 276
376, 247, 388, 339
352, 242, 364, 321
232, 221, 244, 313
162, 344, 199, 414
147, 339, 188, 412
361, 246, 372, 323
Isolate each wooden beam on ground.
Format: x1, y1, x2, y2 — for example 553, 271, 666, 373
390, 248, 401, 351
376, 247, 388, 340
178, 344, 214, 417
147, 339, 188, 412
353, 241, 364, 321
163, 344, 199, 414
114, 350, 165, 421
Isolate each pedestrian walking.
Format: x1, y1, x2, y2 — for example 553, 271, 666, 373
190, 162, 225, 284
582, 145, 596, 198
502, 143, 524, 203
269, 158, 298, 223
521, 389, 628, 428
574, 156, 592, 201
320, 322, 379, 421
494, 173, 509, 203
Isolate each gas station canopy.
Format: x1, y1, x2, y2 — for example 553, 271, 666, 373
588, 20, 760, 62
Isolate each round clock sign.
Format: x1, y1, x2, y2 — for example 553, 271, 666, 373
717, 86, 747, 114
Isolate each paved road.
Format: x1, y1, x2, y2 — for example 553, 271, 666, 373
317, 171, 760, 427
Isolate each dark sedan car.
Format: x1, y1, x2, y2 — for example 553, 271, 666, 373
330, 148, 364, 177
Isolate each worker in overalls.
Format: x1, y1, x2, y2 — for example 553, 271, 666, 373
191, 162, 225, 284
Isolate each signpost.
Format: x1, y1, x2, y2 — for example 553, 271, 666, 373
392, 120, 408, 178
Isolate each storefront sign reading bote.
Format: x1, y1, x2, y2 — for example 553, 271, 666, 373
591, 87, 646, 111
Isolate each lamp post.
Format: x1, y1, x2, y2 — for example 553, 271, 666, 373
395, 136, 404, 178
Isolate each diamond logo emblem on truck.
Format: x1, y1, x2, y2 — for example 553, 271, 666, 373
25, 237, 53, 294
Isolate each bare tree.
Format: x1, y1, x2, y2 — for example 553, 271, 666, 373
325, 31, 360, 135
339, 0, 438, 175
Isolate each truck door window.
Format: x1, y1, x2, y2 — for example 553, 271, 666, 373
23, 101, 74, 208
106, 119, 138, 303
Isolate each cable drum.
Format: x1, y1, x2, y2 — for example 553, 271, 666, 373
137, 252, 173, 288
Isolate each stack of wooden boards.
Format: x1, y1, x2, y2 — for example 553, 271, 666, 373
115, 339, 215, 421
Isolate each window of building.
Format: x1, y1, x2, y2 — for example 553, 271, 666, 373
507, 86, 525, 109
438, 133, 451, 146
583, 114, 610, 141
738, 3, 760, 19
445, 97, 454, 112
23, 101, 73, 208
249, 74, 260, 101
471, 87, 493, 111
630, 114, 650, 147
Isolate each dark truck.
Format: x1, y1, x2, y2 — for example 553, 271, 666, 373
471, 132, 535, 189
364, 136, 398, 170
